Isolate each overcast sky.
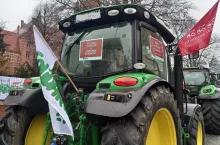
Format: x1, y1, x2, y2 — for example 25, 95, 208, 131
0, 0, 219, 35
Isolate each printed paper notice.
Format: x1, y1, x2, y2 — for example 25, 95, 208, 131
79, 38, 103, 61
150, 36, 165, 62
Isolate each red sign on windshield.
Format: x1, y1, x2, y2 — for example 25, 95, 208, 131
150, 36, 164, 60
79, 38, 103, 61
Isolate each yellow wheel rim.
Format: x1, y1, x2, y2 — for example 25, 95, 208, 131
146, 108, 177, 145
197, 122, 203, 145
25, 114, 52, 145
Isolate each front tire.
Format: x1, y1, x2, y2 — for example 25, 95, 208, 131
0, 106, 32, 145
101, 86, 182, 145
202, 98, 220, 134
187, 106, 205, 145
0, 106, 52, 145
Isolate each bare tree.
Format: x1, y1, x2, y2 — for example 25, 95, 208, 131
0, 20, 8, 53
0, 19, 10, 75
55, 0, 197, 39
182, 34, 220, 71
22, 1, 64, 57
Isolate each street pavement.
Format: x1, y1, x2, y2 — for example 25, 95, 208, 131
205, 133, 220, 145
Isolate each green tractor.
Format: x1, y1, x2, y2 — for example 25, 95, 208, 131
0, 4, 204, 145
183, 67, 210, 103
183, 66, 220, 134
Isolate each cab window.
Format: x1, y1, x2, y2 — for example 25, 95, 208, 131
141, 27, 168, 80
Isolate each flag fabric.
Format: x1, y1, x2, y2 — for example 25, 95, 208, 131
178, 0, 219, 56
33, 25, 74, 137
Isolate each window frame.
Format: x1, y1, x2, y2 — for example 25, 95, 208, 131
139, 22, 170, 81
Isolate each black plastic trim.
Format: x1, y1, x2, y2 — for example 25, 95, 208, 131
4, 88, 49, 114
139, 21, 157, 32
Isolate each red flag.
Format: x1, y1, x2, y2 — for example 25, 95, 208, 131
178, 0, 219, 56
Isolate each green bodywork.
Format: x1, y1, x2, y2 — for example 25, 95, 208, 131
24, 77, 41, 89
23, 75, 67, 89
199, 85, 216, 96
96, 73, 159, 90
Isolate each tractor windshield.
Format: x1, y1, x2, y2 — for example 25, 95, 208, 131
60, 22, 132, 77
183, 70, 206, 86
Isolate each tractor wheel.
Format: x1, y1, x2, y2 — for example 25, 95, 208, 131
202, 98, 220, 134
101, 86, 182, 145
187, 106, 205, 145
0, 106, 52, 145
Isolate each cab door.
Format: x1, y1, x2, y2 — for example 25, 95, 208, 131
140, 25, 169, 81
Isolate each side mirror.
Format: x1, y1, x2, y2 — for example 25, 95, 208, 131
183, 89, 190, 95
217, 74, 220, 80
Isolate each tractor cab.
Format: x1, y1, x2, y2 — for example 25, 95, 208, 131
183, 67, 210, 96
210, 72, 220, 87
58, 5, 174, 91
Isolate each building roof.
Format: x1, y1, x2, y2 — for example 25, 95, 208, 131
2, 30, 20, 54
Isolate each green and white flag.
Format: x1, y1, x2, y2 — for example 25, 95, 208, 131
33, 25, 74, 137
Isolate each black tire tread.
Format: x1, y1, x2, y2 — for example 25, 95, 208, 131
0, 106, 32, 145
101, 86, 182, 145
187, 106, 205, 145
202, 98, 220, 134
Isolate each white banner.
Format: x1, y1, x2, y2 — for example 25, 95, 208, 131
0, 76, 25, 100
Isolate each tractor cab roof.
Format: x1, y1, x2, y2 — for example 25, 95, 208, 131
183, 67, 209, 72
58, 4, 175, 44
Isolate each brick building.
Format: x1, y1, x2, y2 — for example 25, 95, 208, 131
2, 20, 63, 76
2, 21, 36, 76
0, 20, 63, 118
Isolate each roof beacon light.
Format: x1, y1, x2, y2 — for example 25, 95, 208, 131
124, 8, 137, 14
63, 22, 71, 28
144, 11, 150, 19
108, 9, 120, 16
134, 63, 146, 70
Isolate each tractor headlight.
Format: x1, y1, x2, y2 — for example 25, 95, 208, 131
144, 11, 150, 19
124, 8, 137, 14
108, 9, 120, 16
63, 22, 71, 28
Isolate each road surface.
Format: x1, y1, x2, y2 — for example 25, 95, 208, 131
205, 134, 220, 145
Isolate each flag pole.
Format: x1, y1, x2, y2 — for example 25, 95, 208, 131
56, 60, 79, 93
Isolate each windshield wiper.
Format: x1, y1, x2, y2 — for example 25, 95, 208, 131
65, 31, 92, 56
64, 32, 86, 56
